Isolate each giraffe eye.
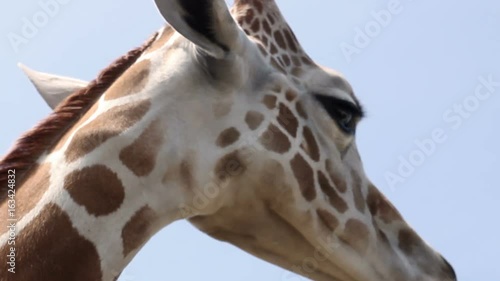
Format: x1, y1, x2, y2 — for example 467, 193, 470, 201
314, 94, 363, 135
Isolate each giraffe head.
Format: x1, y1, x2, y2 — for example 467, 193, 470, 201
156, 1, 455, 280
1, 0, 456, 280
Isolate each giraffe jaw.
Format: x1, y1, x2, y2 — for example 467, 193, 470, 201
189, 201, 456, 281
186, 174, 386, 281
189, 203, 365, 281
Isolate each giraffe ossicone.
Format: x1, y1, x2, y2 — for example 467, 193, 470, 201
18, 63, 89, 109
1, 0, 456, 281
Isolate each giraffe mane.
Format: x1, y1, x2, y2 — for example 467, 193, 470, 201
0, 32, 158, 200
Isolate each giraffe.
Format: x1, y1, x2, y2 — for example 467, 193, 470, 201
0, 0, 457, 280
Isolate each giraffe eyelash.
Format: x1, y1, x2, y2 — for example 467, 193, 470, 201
314, 94, 364, 134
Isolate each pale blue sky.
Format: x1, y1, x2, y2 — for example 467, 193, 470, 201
1, 1, 499, 280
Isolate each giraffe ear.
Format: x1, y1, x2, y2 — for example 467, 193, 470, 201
18, 63, 89, 109
154, 0, 242, 59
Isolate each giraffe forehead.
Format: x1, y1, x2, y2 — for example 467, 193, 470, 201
234, 0, 315, 77
233, 1, 361, 106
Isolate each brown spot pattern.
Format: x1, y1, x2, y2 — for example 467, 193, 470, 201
277, 103, 298, 137
104, 59, 151, 100
259, 124, 291, 154
398, 228, 422, 255
119, 118, 164, 177
0, 33, 158, 205
281, 54, 291, 67
122, 206, 158, 256
261, 36, 269, 47
245, 111, 264, 130
300, 126, 320, 162
54, 103, 99, 152
0, 204, 101, 281
285, 90, 297, 101
244, 8, 254, 24
367, 185, 403, 224
270, 44, 278, 55
350, 170, 366, 213
267, 13, 276, 25
296, 102, 308, 119
262, 20, 271, 34
290, 153, 316, 201
214, 151, 246, 182
283, 29, 299, 52
262, 95, 277, 109
317, 171, 348, 213
64, 165, 125, 216
301, 55, 314, 66
340, 219, 370, 255
254, 0, 263, 13
250, 19, 260, 32
317, 209, 339, 232
274, 30, 287, 49
271, 58, 286, 73
216, 127, 241, 148
0, 164, 51, 236
65, 100, 150, 162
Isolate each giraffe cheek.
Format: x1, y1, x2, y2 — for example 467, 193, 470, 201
253, 158, 288, 200
214, 151, 247, 183
290, 153, 316, 202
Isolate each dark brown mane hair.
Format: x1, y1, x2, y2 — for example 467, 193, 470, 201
0, 33, 158, 200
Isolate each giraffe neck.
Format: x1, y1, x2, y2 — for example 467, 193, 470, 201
0, 34, 190, 281
0, 21, 263, 280
0, 83, 171, 281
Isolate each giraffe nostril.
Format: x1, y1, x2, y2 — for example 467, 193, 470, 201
441, 256, 457, 280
